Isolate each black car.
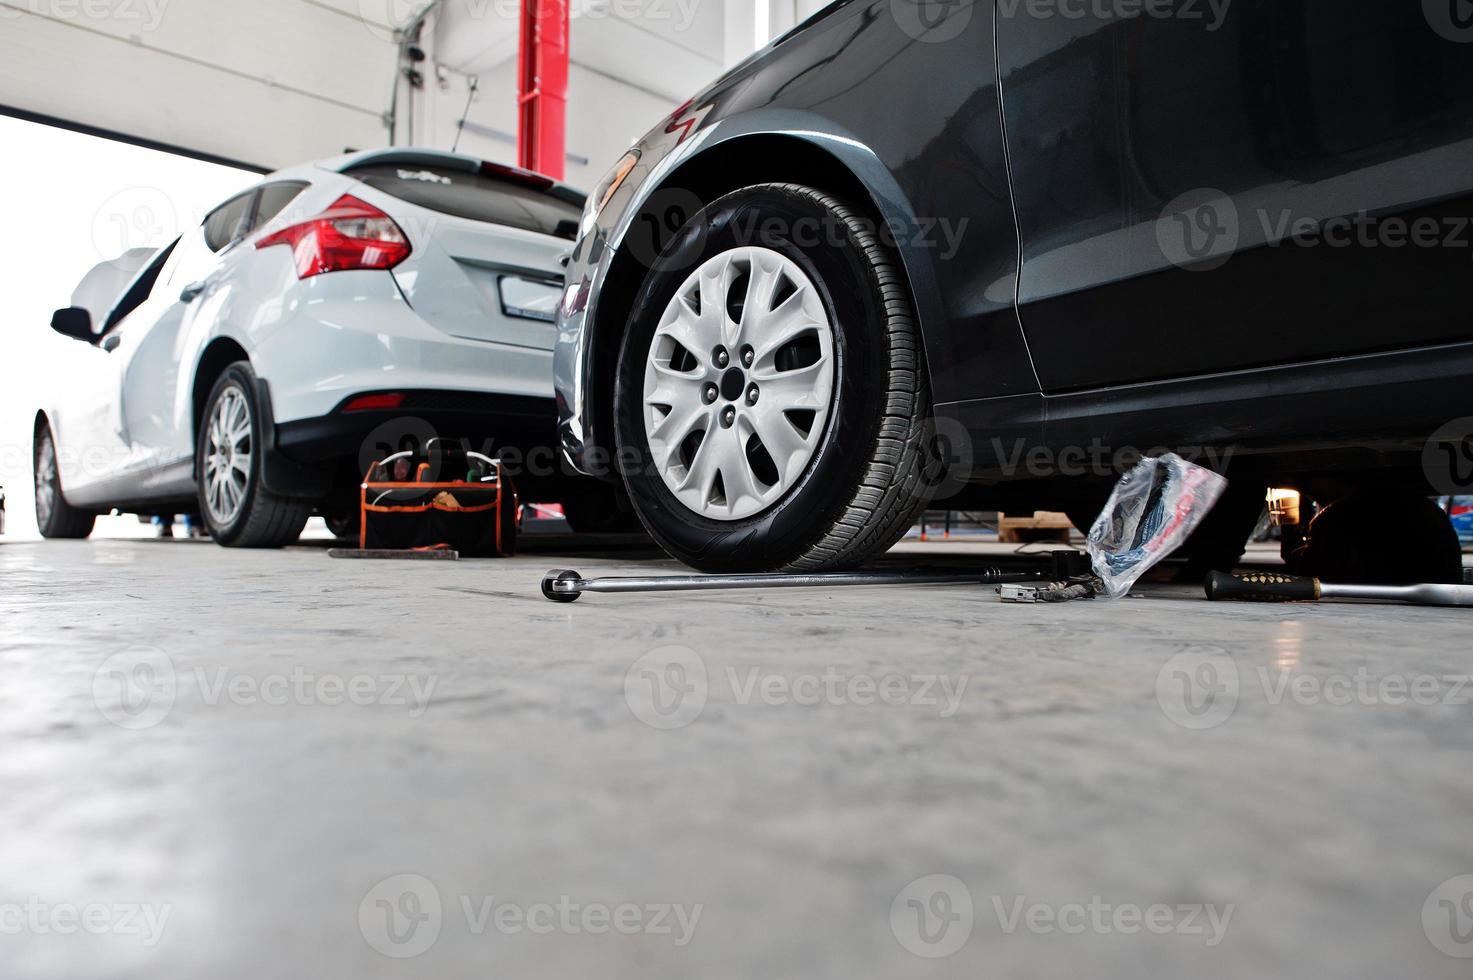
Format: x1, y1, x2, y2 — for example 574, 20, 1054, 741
555, 0, 1473, 572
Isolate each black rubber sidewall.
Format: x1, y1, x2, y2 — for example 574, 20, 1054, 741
613, 186, 890, 571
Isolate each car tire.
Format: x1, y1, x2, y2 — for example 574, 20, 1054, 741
196, 362, 311, 548
1172, 480, 1266, 582
33, 421, 96, 539
613, 183, 937, 572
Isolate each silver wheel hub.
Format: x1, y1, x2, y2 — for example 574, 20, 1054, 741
204, 385, 252, 526
643, 246, 835, 521
35, 433, 56, 527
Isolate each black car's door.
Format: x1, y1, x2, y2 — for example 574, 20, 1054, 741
996, 0, 1473, 392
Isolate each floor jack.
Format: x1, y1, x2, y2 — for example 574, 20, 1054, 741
540, 552, 1092, 603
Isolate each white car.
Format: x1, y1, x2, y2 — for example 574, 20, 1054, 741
35, 148, 621, 545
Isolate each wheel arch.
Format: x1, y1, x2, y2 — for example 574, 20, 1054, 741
587, 131, 938, 469
191, 337, 251, 448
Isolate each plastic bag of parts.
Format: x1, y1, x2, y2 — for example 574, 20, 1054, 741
1086, 453, 1228, 598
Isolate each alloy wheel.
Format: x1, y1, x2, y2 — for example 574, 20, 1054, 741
204, 385, 253, 526
642, 246, 835, 521
34, 432, 56, 528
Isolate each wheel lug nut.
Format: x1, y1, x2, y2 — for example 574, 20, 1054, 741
721, 407, 736, 428
746, 385, 760, 405
741, 346, 754, 367
703, 384, 718, 404
714, 347, 729, 368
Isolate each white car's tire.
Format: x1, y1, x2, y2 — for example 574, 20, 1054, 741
197, 362, 311, 548
33, 421, 96, 540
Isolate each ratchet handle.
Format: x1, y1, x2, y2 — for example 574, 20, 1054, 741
1205, 570, 1321, 603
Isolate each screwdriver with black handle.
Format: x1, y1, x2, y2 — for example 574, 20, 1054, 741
1205, 571, 1473, 607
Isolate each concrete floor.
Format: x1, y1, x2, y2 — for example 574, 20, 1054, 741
2, 535, 1472, 979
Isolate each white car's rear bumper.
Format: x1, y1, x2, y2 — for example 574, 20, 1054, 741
253, 270, 553, 428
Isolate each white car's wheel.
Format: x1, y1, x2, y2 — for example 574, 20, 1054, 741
33, 421, 95, 540
197, 362, 311, 548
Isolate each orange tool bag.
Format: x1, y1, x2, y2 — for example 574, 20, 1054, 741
360, 442, 518, 557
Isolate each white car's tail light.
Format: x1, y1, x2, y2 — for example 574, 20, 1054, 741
255, 194, 411, 279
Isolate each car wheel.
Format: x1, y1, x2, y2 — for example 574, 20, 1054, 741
33, 421, 96, 539
613, 183, 936, 572
197, 362, 311, 548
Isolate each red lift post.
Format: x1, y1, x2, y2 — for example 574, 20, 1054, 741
516, 0, 569, 180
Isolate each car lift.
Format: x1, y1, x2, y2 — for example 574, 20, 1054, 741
517, 0, 569, 179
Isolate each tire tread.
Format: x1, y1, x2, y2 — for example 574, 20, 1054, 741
757, 183, 936, 571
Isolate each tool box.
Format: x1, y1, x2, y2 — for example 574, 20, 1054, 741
360, 442, 517, 557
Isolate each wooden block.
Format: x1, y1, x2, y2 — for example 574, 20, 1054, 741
998, 513, 1075, 544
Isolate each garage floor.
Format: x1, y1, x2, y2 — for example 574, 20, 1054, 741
3, 536, 1471, 979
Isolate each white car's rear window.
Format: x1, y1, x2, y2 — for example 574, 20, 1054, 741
345, 163, 583, 241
